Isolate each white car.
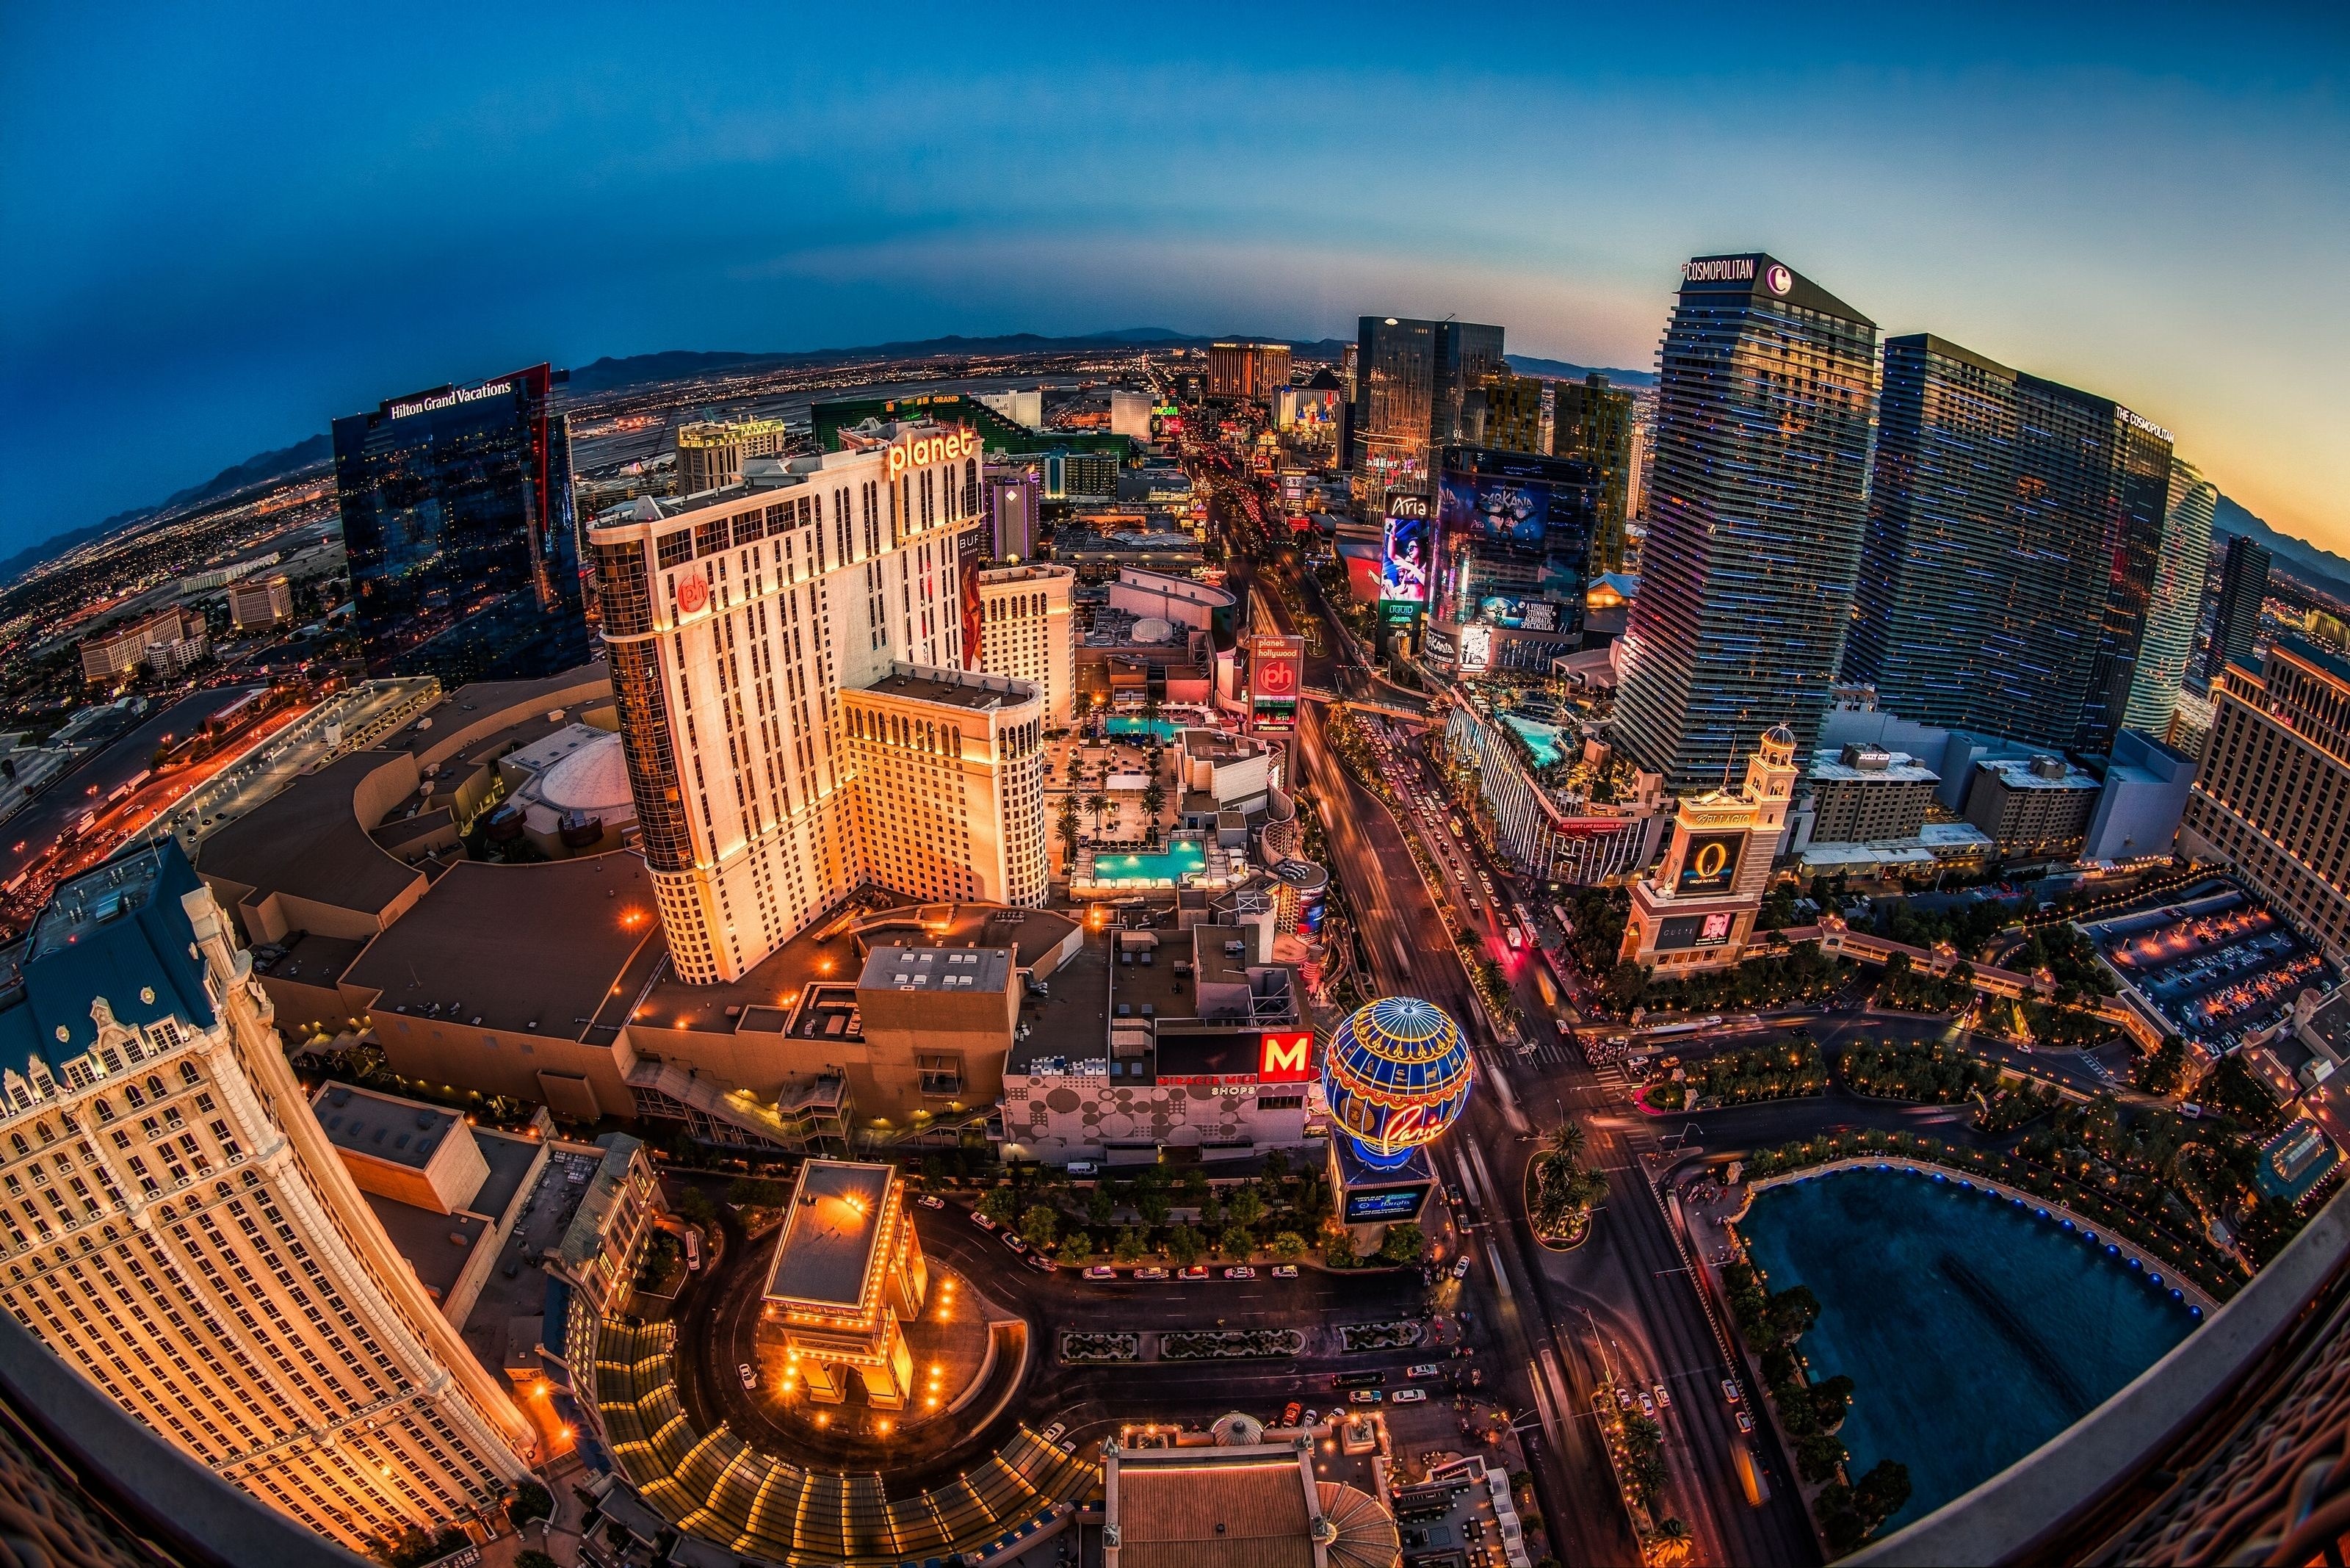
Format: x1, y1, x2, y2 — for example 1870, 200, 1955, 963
1223, 1265, 1256, 1280
1041, 1422, 1066, 1444
1390, 1388, 1427, 1403
917, 1194, 945, 1209
1655, 1383, 1671, 1409
737, 1363, 756, 1390
1271, 1265, 1298, 1279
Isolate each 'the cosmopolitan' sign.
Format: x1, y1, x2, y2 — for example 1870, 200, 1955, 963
1682, 256, 1757, 283
390, 379, 516, 419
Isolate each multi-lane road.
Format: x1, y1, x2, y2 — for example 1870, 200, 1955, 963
1196, 447, 1824, 1566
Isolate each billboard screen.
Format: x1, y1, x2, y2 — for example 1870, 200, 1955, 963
1674, 831, 1745, 896
957, 521, 986, 671
1381, 496, 1430, 602
1249, 634, 1303, 731
1155, 1030, 1262, 1085
1459, 624, 1494, 672
1257, 1030, 1314, 1083
1430, 447, 1597, 669
1657, 911, 1738, 951
1343, 1184, 1431, 1224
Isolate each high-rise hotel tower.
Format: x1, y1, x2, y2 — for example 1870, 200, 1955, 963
589, 421, 1049, 985
0, 843, 535, 1551
1613, 255, 1880, 793
1841, 334, 2180, 750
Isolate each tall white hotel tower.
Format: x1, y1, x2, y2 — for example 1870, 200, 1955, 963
590, 421, 1050, 984
0, 844, 534, 1550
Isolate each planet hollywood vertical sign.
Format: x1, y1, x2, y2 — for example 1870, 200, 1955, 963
1248, 632, 1304, 732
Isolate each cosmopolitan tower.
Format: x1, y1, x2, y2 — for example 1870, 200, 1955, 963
1613, 254, 1879, 794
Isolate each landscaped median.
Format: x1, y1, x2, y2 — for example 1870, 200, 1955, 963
1734, 1129, 2239, 1304
1638, 1037, 1827, 1115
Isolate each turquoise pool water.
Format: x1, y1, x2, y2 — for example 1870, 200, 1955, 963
1106, 716, 1181, 742
1740, 1167, 2195, 1529
1498, 712, 1566, 769
1091, 841, 1206, 884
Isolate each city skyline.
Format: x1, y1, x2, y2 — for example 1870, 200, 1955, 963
3, 4, 2345, 562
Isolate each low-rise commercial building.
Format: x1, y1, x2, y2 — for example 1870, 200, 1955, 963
1803, 744, 1939, 845
227, 572, 294, 632
79, 605, 206, 684
1964, 754, 2102, 853
2083, 728, 2199, 863
1620, 727, 1798, 972
762, 1160, 927, 1407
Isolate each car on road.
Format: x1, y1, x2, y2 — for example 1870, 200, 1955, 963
1450, 1256, 1471, 1280
1059, 1439, 1077, 1453
1223, 1265, 1256, 1279
1616, 1387, 1635, 1410
1135, 1266, 1170, 1281
1022, 1251, 1055, 1273
1271, 1264, 1298, 1279
1406, 1364, 1441, 1379
999, 1230, 1029, 1251
971, 1211, 999, 1231
1655, 1384, 1671, 1408
1390, 1388, 1427, 1403
1348, 1390, 1383, 1404
1041, 1422, 1066, 1443
738, 1363, 756, 1390
917, 1194, 944, 1209
1084, 1265, 1118, 1280
1637, 1391, 1655, 1416
1722, 1379, 1742, 1403
1281, 1401, 1302, 1426
1334, 1371, 1384, 1390
1737, 1409, 1754, 1433
1302, 1409, 1320, 1428
1179, 1265, 1210, 1280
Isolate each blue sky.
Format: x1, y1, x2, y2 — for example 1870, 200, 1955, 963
1, 1, 2343, 556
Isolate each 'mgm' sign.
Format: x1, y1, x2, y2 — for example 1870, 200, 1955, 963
1258, 1031, 1313, 1083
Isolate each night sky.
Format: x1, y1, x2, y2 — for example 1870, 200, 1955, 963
2, 1, 2343, 555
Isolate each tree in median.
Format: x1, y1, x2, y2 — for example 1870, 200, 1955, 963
1019, 1204, 1059, 1249
1166, 1223, 1204, 1266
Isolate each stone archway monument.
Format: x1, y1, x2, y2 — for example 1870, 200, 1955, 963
763, 1159, 928, 1406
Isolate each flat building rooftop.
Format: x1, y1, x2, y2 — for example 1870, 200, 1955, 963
311, 1083, 460, 1171
765, 1160, 896, 1311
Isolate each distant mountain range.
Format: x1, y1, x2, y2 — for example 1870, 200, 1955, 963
564, 328, 1655, 395
0, 433, 333, 588
2211, 494, 2350, 604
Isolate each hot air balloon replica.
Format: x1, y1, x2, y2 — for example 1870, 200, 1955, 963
1320, 995, 1473, 1244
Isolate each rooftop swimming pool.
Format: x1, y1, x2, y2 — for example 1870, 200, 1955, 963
1498, 712, 1566, 770
1088, 840, 1207, 886
1104, 716, 1182, 743
1740, 1166, 2196, 1530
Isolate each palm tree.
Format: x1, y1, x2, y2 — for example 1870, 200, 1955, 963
1548, 1120, 1587, 1167
1086, 792, 1110, 838
1140, 775, 1167, 842
1657, 1517, 1691, 1544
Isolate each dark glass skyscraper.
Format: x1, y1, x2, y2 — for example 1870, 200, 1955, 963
1425, 444, 1598, 675
1552, 372, 1635, 571
333, 363, 590, 684
1841, 334, 2173, 751
1350, 317, 1503, 499
2210, 531, 2273, 676
1613, 255, 1879, 795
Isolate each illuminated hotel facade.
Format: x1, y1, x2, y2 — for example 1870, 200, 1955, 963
590, 421, 1049, 984
0, 845, 534, 1551
976, 563, 1077, 725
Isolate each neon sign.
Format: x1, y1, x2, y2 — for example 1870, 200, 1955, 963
885, 427, 978, 480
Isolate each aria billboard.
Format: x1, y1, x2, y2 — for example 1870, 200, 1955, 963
1381, 494, 1430, 603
